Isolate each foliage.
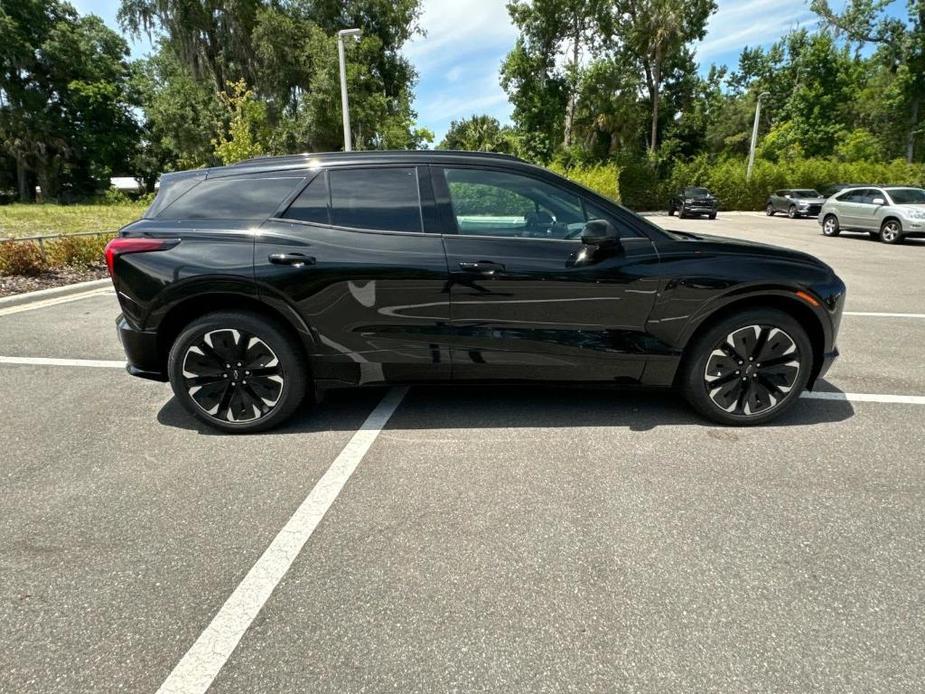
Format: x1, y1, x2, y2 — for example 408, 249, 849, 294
47, 233, 113, 268
212, 80, 269, 164
438, 115, 517, 153
550, 163, 620, 201
0, 240, 48, 276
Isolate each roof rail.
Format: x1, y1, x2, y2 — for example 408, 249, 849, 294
231, 149, 526, 168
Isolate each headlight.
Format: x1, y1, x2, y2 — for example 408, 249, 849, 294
906, 209, 925, 220
685, 198, 693, 203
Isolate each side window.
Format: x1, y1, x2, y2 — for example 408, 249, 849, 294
864, 189, 885, 204
283, 172, 329, 225
841, 189, 868, 203
329, 167, 422, 233
157, 176, 302, 220
443, 168, 587, 239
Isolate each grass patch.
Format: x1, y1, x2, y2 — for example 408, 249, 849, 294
0, 203, 146, 238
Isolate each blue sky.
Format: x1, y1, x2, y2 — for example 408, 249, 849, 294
71, 0, 896, 144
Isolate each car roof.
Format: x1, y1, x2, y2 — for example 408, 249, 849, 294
195, 150, 530, 179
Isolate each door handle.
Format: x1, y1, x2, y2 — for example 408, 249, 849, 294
269, 252, 315, 267
459, 261, 505, 275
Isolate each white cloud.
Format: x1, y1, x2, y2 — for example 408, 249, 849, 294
405, 0, 517, 70
696, 0, 818, 61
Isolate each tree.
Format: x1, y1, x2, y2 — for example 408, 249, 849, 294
0, 0, 140, 200
811, 0, 925, 161
212, 79, 269, 164
438, 115, 516, 152
612, 0, 715, 153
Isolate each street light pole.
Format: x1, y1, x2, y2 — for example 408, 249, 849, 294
747, 91, 770, 181
337, 28, 362, 152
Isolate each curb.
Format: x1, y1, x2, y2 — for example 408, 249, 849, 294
0, 278, 112, 309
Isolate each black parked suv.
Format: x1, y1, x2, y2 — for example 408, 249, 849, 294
668, 187, 718, 219
107, 151, 844, 432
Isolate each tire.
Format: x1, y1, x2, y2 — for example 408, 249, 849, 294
879, 219, 903, 244
668, 205, 675, 217
679, 308, 813, 426
678, 207, 687, 219
766, 203, 775, 216
167, 311, 308, 433
788, 205, 799, 219
709, 211, 717, 220
822, 214, 840, 237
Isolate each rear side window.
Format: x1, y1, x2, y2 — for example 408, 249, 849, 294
329, 167, 422, 233
283, 172, 330, 225
156, 176, 302, 220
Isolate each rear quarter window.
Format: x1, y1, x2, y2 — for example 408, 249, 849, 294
156, 176, 302, 221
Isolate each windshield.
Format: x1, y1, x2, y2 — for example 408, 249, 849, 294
684, 187, 710, 196
887, 188, 925, 204
791, 190, 822, 198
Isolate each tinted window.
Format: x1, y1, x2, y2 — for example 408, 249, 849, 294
329, 167, 422, 233
887, 188, 925, 204
444, 168, 587, 239
792, 189, 821, 198
839, 189, 868, 203
283, 172, 329, 225
685, 187, 710, 196
157, 176, 301, 220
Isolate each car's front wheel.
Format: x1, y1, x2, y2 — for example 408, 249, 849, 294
879, 219, 903, 244
822, 214, 840, 237
679, 308, 812, 426
788, 205, 799, 219
766, 203, 775, 216
668, 205, 675, 216
167, 311, 308, 433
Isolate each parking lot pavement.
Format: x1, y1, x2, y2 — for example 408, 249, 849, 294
1, 213, 924, 693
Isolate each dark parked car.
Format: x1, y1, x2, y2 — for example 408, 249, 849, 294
668, 187, 718, 219
766, 189, 827, 218
106, 151, 844, 432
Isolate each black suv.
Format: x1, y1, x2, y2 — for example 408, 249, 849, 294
107, 151, 844, 432
668, 187, 718, 219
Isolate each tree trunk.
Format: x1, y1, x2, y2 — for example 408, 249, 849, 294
907, 97, 919, 163
649, 60, 661, 153
16, 154, 33, 203
563, 22, 581, 148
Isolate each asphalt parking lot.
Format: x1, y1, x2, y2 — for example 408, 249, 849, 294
2, 212, 923, 693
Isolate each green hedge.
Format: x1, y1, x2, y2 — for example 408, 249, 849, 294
551, 163, 620, 203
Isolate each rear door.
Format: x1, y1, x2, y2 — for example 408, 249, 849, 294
433, 165, 661, 383
255, 166, 451, 387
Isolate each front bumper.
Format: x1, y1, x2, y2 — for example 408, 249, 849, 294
798, 204, 822, 215
116, 314, 167, 382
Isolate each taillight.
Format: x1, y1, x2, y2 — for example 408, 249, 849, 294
104, 237, 179, 276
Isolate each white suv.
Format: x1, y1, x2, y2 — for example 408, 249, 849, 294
819, 186, 925, 244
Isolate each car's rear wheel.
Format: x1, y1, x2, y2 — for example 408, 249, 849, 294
788, 205, 799, 219
879, 219, 903, 244
680, 308, 812, 426
822, 214, 840, 237
766, 203, 775, 216
167, 311, 307, 433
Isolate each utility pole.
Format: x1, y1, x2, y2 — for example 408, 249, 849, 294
337, 28, 362, 152
747, 92, 770, 181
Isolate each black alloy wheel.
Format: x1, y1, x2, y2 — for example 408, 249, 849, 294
168, 311, 307, 433
680, 308, 812, 425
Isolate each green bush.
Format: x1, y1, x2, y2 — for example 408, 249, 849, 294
47, 233, 113, 269
617, 158, 663, 211
552, 163, 620, 202
0, 240, 47, 276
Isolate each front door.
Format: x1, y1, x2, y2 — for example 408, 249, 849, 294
255, 166, 451, 387
432, 165, 661, 383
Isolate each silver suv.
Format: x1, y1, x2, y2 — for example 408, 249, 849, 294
819, 186, 925, 244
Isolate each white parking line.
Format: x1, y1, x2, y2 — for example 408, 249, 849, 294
844, 311, 925, 319
155, 386, 408, 694
0, 289, 114, 317
0, 356, 125, 368
802, 391, 925, 405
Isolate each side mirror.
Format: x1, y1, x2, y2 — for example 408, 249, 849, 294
580, 219, 621, 248
871, 197, 886, 205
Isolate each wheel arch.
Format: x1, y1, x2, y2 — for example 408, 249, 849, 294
155, 293, 314, 374
677, 294, 826, 388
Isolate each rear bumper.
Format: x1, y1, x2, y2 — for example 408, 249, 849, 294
116, 314, 167, 382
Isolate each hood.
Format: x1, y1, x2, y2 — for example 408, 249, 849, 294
665, 230, 829, 268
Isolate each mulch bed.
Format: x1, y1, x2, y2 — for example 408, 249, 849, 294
0, 265, 109, 298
